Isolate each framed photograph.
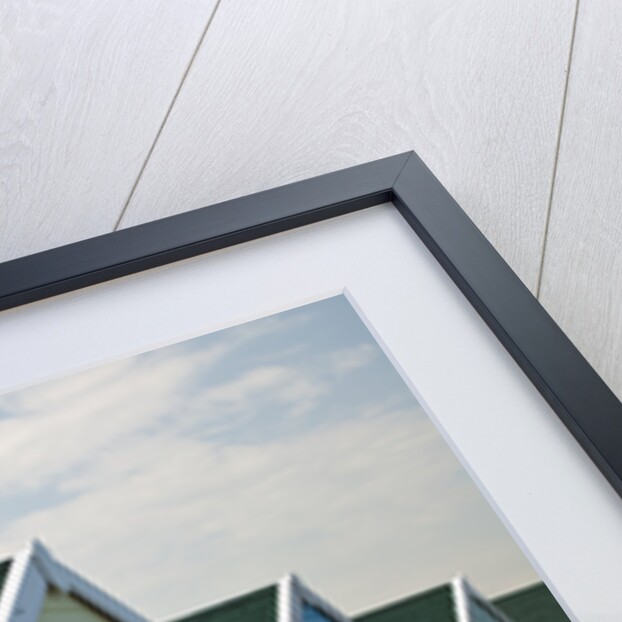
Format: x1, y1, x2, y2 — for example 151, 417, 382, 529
0, 152, 620, 622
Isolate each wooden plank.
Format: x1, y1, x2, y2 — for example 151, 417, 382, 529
539, 1, 622, 400
0, 0, 218, 262
119, 0, 576, 290
40, 592, 112, 622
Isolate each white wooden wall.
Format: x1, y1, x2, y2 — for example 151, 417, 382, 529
1, 0, 620, 401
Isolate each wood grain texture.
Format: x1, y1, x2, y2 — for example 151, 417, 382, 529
40, 592, 111, 622
539, 0, 622, 400
0, 0, 218, 262
119, 0, 576, 290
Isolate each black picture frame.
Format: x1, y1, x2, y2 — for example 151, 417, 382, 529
1, 150, 620, 500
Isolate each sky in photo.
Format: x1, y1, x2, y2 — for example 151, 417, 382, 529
0, 296, 537, 619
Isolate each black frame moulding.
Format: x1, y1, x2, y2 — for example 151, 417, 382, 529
1, 150, 621, 498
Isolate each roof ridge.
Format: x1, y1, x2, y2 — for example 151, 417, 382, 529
0, 540, 151, 622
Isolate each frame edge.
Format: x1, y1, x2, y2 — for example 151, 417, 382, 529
1, 150, 621, 502
392, 151, 622, 499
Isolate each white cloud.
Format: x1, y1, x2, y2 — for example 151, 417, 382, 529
0, 407, 535, 618
327, 343, 378, 375
198, 365, 326, 411
0, 327, 301, 493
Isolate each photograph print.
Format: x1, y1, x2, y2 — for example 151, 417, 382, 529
0, 295, 569, 622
